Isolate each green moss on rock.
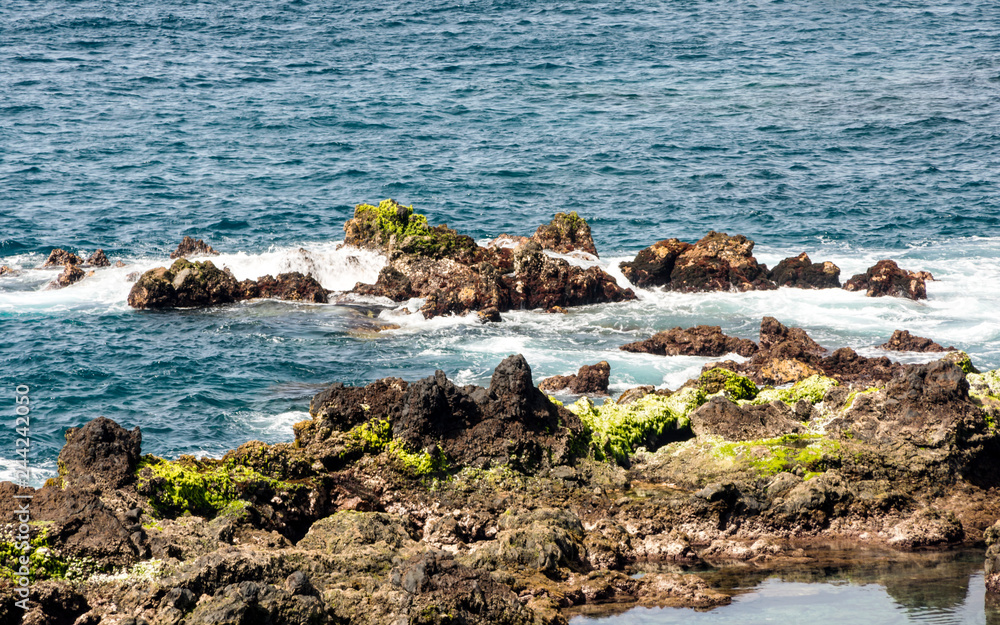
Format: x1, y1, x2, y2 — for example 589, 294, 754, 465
567, 387, 703, 465
748, 375, 839, 406
713, 434, 841, 477
348, 199, 478, 259
699, 368, 759, 401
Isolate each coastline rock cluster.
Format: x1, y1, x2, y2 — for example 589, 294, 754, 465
3, 347, 999, 623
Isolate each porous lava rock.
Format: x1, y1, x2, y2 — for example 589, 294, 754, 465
768, 253, 841, 289
244, 272, 329, 303
843, 260, 930, 300
621, 325, 758, 358
170, 236, 218, 259
58, 416, 142, 489
42, 248, 82, 267
538, 361, 611, 395
531, 211, 599, 256
85, 248, 111, 267
128, 258, 241, 309
880, 329, 954, 353
689, 396, 805, 441
49, 263, 87, 289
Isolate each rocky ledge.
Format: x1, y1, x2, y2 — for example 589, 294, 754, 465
3, 348, 1000, 624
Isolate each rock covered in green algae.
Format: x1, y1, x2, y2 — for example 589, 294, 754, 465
531, 211, 599, 257
344, 198, 479, 261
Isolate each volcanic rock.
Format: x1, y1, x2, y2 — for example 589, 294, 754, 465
344, 199, 478, 261
768, 253, 841, 289
621, 325, 758, 358
689, 396, 804, 441
506, 241, 634, 310
249, 272, 329, 303
128, 258, 241, 309
170, 236, 218, 259
49, 263, 87, 289
59, 416, 143, 490
531, 211, 599, 256
987, 521, 1000, 595
538, 361, 611, 395
759, 316, 825, 360
84, 248, 111, 267
880, 329, 954, 353
843, 260, 930, 300
621, 231, 775, 292
42, 248, 82, 267
309, 377, 410, 432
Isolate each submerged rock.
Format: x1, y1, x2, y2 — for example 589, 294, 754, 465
621, 325, 758, 358
843, 259, 930, 300
170, 235, 218, 259
84, 248, 111, 267
880, 329, 954, 353
42, 248, 82, 267
531, 211, 599, 256
768, 252, 841, 289
539, 361, 611, 395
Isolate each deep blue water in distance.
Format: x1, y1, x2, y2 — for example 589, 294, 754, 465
2, 0, 1000, 499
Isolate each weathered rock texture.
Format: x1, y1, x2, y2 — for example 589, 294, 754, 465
768, 253, 841, 289
844, 260, 931, 300
620, 231, 774, 292
128, 259, 328, 309
170, 236, 218, 259
539, 361, 611, 395
621, 325, 758, 358
531, 211, 599, 256
85, 249, 111, 267
348, 201, 634, 318
42, 248, 82, 267
880, 330, 954, 353
48, 263, 87, 289
987, 521, 1000, 595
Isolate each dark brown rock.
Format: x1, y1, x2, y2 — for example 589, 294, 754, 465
880, 329, 954, 353
307, 377, 409, 433
828, 360, 985, 447
668, 231, 776, 292
49, 263, 87, 289
688, 396, 804, 441
621, 325, 758, 358
758, 316, 825, 360
127, 259, 241, 309
619, 238, 693, 288
42, 248, 82, 267
816, 347, 902, 385
170, 236, 218, 259
387, 354, 585, 471
506, 241, 635, 311
986, 520, 1000, 595
84, 249, 111, 267
254, 272, 329, 303
768, 252, 841, 289
477, 307, 502, 323
59, 416, 143, 489
843, 259, 930, 300
531, 211, 599, 256
538, 361, 611, 395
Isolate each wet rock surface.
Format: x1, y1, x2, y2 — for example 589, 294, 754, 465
3, 349, 1000, 624
621, 325, 758, 358
42, 248, 83, 267
532, 211, 599, 256
84, 248, 111, 267
844, 259, 931, 300
768, 252, 841, 289
987, 521, 1000, 595
539, 361, 611, 395
881, 329, 954, 353
349, 202, 634, 318
48, 263, 88, 289
170, 235, 218, 259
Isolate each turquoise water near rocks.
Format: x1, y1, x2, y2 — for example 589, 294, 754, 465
2, 0, 1000, 493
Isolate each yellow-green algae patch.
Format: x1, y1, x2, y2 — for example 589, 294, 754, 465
967, 368, 1000, 431
657, 433, 841, 481
699, 368, 759, 401
842, 386, 879, 411
347, 418, 448, 476
354, 199, 476, 258
567, 387, 704, 465
746, 375, 839, 407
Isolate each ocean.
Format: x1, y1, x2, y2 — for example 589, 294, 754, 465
1, 0, 999, 495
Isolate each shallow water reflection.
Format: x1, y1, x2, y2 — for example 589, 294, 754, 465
571, 550, 1000, 625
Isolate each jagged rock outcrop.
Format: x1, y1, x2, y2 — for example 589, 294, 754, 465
242, 272, 329, 303
128, 260, 329, 309
689, 396, 805, 441
844, 260, 931, 300
85, 248, 111, 267
620, 231, 775, 292
349, 201, 634, 318
59, 417, 143, 490
621, 325, 758, 358
531, 211, 599, 256
171, 236, 218, 259
768, 253, 841, 289
48, 263, 88, 289
42, 248, 82, 267
880, 329, 953, 353
539, 361, 611, 395
128, 259, 242, 309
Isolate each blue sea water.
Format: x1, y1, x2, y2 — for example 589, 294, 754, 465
2, 0, 1000, 500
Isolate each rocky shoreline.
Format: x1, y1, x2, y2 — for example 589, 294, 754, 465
2, 325, 1000, 623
